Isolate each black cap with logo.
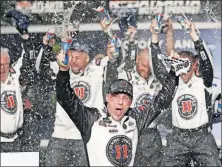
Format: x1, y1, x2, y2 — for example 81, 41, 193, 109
108, 79, 133, 99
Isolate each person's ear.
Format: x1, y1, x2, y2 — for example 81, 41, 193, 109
136, 55, 139, 64
86, 55, 90, 63
128, 100, 132, 106
9, 67, 16, 74
106, 94, 109, 102
192, 59, 198, 70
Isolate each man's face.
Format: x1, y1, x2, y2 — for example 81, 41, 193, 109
0, 54, 10, 83
179, 55, 197, 83
136, 50, 151, 80
69, 50, 89, 74
106, 93, 132, 122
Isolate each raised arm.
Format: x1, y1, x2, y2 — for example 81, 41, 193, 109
39, 35, 57, 82
101, 17, 125, 100
19, 37, 38, 86
102, 41, 123, 101
56, 53, 100, 143
149, 19, 171, 84
188, 21, 213, 87
165, 19, 175, 57
123, 26, 137, 72
133, 70, 177, 134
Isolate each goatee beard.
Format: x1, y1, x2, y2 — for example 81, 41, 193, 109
72, 69, 83, 75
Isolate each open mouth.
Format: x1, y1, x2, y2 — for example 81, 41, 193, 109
72, 65, 80, 71
116, 108, 123, 116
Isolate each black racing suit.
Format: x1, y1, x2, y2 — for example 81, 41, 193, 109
20, 34, 56, 153
105, 39, 172, 166
151, 38, 221, 166
134, 42, 175, 166
56, 64, 176, 166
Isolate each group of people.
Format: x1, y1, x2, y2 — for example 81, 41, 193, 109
1, 5, 221, 167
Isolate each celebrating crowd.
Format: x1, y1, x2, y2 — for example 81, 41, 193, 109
1, 3, 221, 167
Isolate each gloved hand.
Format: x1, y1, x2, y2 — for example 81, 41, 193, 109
5, 10, 30, 35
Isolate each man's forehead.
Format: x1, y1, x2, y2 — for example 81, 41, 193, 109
110, 92, 131, 98
0, 54, 10, 62
138, 50, 149, 60
138, 48, 149, 55
138, 55, 149, 65
180, 55, 195, 62
70, 50, 87, 56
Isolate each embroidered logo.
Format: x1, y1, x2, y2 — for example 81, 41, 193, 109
71, 81, 91, 103
1, 91, 17, 115
177, 94, 198, 120
106, 135, 132, 166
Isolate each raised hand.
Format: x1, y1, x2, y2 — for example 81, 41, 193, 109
56, 50, 71, 71
149, 19, 159, 43
164, 18, 173, 33
100, 17, 112, 33
5, 10, 30, 35
43, 33, 56, 47
149, 18, 158, 34
185, 20, 199, 41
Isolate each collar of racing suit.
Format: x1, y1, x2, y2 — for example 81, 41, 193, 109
179, 73, 197, 87
1, 74, 14, 87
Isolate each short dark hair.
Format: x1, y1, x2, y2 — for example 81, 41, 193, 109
178, 50, 197, 63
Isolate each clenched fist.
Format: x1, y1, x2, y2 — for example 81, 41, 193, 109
56, 50, 71, 71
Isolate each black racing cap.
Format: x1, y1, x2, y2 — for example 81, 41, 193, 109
108, 79, 133, 99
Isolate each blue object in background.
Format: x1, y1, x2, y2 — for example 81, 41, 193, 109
60, 40, 72, 66
5, 10, 30, 34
